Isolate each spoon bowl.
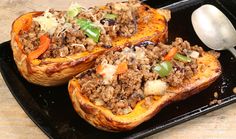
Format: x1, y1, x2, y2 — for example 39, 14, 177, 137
191, 4, 236, 57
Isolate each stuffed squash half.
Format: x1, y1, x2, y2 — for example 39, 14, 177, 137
68, 38, 222, 132
11, 0, 169, 86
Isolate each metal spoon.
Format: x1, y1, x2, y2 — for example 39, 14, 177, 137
191, 4, 236, 57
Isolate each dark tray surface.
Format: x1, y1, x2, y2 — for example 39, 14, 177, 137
0, 0, 236, 138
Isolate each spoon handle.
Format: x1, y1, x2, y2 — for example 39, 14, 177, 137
228, 47, 236, 58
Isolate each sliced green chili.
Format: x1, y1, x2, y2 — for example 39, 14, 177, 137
153, 61, 173, 77
104, 13, 118, 20
85, 26, 101, 43
174, 53, 192, 62
76, 19, 91, 30
76, 19, 101, 42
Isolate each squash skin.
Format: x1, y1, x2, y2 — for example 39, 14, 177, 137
68, 52, 222, 132
11, 5, 169, 86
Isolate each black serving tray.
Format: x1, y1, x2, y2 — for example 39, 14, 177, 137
0, 0, 236, 138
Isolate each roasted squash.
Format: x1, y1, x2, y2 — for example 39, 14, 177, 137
68, 52, 221, 132
11, 5, 169, 86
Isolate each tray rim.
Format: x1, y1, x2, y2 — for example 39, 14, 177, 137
1, 41, 236, 139
0, 41, 54, 139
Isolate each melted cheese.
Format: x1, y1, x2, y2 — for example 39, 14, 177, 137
189, 51, 200, 59
56, 23, 72, 37
100, 63, 117, 85
144, 80, 168, 96
135, 47, 146, 60
70, 43, 85, 48
33, 10, 59, 35
103, 64, 117, 84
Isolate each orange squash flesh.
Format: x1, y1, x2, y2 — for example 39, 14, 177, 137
27, 35, 50, 61
11, 5, 169, 86
68, 52, 221, 132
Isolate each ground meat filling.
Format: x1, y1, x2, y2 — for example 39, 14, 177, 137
18, 0, 141, 59
78, 38, 204, 115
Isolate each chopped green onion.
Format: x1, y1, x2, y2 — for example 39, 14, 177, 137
76, 19, 101, 42
67, 9, 79, 18
174, 53, 192, 62
85, 26, 101, 43
153, 61, 173, 77
104, 13, 118, 20
76, 19, 91, 30
189, 51, 199, 59
67, 4, 82, 18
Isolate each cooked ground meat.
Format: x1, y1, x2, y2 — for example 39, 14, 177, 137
78, 38, 205, 115
18, 0, 141, 59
